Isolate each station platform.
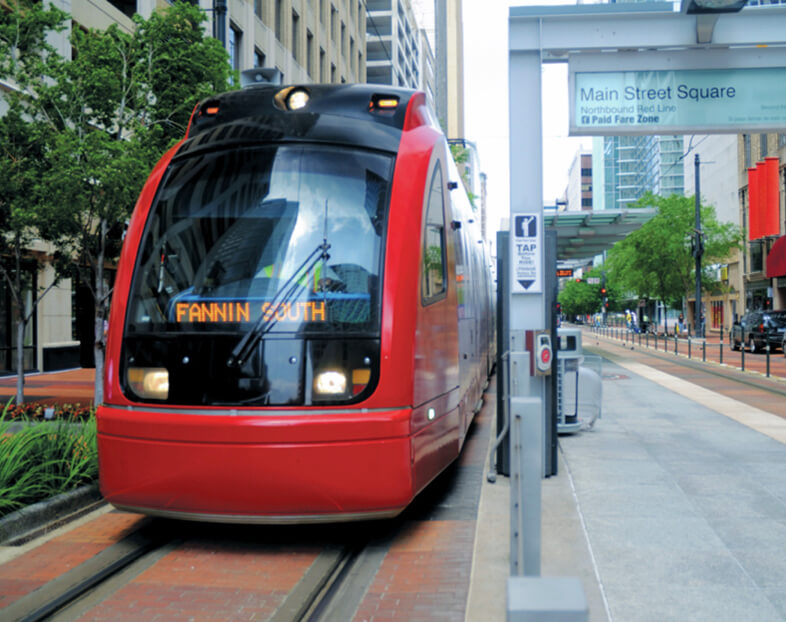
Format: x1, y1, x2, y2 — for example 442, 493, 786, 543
2, 335, 786, 620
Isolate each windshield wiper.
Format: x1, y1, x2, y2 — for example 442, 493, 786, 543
226, 240, 330, 369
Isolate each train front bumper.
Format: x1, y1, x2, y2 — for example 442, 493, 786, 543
97, 404, 415, 523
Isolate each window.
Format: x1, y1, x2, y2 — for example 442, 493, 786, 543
331, 5, 337, 41
750, 240, 764, 273
275, 0, 284, 41
422, 165, 446, 302
331, 62, 336, 83
306, 31, 314, 77
760, 133, 768, 159
743, 134, 751, 169
341, 21, 346, 56
292, 10, 300, 61
123, 145, 394, 407
779, 133, 786, 148
320, 48, 326, 82
254, 0, 262, 20
229, 25, 242, 71
254, 48, 266, 68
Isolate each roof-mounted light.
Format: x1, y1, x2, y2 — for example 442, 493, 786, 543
286, 87, 310, 110
369, 94, 399, 114
199, 100, 221, 117
274, 86, 311, 111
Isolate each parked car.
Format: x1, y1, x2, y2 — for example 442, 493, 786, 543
730, 310, 786, 353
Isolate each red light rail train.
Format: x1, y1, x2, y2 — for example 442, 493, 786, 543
98, 82, 495, 523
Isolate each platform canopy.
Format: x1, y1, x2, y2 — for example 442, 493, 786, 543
545, 207, 657, 261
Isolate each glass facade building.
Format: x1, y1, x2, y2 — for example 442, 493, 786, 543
600, 135, 684, 209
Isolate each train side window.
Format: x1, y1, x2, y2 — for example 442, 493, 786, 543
422, 164, 446, 303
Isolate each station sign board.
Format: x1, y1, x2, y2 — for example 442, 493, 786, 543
556, 268, 574, 278
568, 50, 786, 136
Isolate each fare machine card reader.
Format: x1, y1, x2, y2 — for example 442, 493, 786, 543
535, 332, 553, 374
525, 329, 553, 376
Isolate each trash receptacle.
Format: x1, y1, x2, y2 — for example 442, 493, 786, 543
557, 328, 602, 433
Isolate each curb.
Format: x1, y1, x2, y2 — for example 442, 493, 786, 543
0, 484, 105, 545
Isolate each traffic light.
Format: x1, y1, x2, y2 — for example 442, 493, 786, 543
600, 287, 607, 296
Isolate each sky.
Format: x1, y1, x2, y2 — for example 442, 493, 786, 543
462, 0, 593, 236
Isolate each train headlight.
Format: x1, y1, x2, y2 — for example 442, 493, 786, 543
286, 88, 310, 110
127, 367, 169, 400
314, 369, 347, 395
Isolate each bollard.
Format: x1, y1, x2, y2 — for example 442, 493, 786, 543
702, 339, 706, 362
766, 344, 771, 377
741, 343, 745, 371
720, 337, 723, 365
688, 337, 691, 359
674, 334, 678, 355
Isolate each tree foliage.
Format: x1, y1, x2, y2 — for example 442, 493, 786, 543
1, 1, 233, 404
0, 0, 70, 403
605, 193, 740, 311
558, 268, 620, 318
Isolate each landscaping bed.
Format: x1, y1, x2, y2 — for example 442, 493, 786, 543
0, 402, 98, 521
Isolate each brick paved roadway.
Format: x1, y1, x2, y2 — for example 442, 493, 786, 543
0, 378, 496, 621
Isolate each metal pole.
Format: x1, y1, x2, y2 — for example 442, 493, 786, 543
694, 154, 703, 339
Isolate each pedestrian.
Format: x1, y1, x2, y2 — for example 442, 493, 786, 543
625, 309, 632, 330
678, 312, 684, 335
631, 309, 639, 333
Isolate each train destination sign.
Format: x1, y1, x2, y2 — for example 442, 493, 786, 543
570, 67, 786, 135
173, 300, 327, 323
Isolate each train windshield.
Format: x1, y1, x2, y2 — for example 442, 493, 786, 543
126, 145, 392, 337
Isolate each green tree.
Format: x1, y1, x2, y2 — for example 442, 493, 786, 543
2, 1, 233, 405
606, 192, 740, 332
46, 3, 233, 404
0, 0, 69, 404
559, 276, 600, 319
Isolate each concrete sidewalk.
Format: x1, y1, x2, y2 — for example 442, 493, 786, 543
469, 337, 786, 621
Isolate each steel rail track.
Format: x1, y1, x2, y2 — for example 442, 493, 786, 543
2, 520, 178, 622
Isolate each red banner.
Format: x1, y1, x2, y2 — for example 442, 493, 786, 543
763, 157, 780, 238
749, 158, 781, 241
748, 166, 760, 240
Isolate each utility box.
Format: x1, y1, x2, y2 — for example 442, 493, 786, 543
557, 328, 602, 433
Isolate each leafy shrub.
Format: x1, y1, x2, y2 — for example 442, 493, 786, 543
0, 405, 98, 518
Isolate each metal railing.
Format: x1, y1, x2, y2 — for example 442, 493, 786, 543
587, 322, 785, 379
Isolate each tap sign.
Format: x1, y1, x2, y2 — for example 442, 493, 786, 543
512, 213, 542, 293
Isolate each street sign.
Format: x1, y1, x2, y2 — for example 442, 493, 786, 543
587, 277, 600, 284
570, 54, 786, 135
